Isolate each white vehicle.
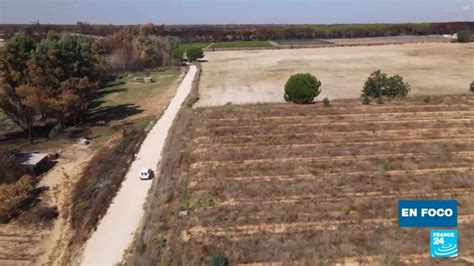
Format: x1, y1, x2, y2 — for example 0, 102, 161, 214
139, 168, 154, 180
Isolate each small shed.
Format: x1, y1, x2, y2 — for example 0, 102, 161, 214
15, 152, 50, 176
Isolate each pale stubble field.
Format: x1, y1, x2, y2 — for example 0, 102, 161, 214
197, 43, 474, 106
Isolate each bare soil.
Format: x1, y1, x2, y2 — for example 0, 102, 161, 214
130, 95, 474, 265
197, 43, 474, 106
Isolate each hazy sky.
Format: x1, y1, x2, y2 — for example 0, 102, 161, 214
0, 0, 473, 25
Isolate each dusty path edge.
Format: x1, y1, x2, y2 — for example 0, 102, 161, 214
122, 63, 202, 264
79, 65, 199, 265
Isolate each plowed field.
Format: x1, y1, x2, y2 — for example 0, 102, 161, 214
133, 95, 474, 265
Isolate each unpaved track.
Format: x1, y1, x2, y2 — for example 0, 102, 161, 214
80, 65, 197, 265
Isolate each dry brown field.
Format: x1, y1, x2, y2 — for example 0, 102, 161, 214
132, 94, 474, 265
197, 43, 474, 107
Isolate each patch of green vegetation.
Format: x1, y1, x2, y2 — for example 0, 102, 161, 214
133, 115, 157, 131
197, 197, 216, 208
99, 68, 181, 107
212, 40, 272, 48
178, 42, 210, 50
87, 68, 180, 144
155, 237, 167, 249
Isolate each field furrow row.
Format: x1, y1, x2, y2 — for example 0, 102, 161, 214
194, 126, 473, 143
202, 118, 474, 132
192, 166, 473, 183
191, 150, 474, 168
183, 215, 474, 239
215, 188, 474, 207
204, 110, 474, 124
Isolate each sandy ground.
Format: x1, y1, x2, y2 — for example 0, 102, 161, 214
80, 65, 197, 265
39, 144, 94, 265
197, 43, 474, 107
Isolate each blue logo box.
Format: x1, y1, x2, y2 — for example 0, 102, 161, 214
398, 200, 457, 227
430, 230, 458, 258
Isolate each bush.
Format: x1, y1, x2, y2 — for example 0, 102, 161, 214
171, 47, 185, 63
0, 149, 29, 185
385, 74, 410, 98
362, 70, 410, 99
19, 205, 59, 226
0, 175, 35, 222
323, 97, 331, 108
209, 252, 229, 266
284, 73, 322, 104
187, 47, 204, 61
376, 96, 384, 105
362, 94, 370, 105
457, 30, 473, 43
155, 237, 167, 249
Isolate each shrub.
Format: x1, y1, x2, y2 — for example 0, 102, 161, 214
0, 149, 29, 185
171, 47, 185, 63
362, 94, 370, 105
155, 237, 167, 249
457, 30, 473, 43
284, 73, 322, 104
470, 81, 474, 93
323, 97, 332, 108
385, 74, 410, 98
362, 70, 410, 99
197, 197, 215, 208
19, 205, 59, 226
376, 96, 384, 105
362, 70, 387, 98
209, 252, 229, 266
0, 175, 35, 222
187, 47, 204, 61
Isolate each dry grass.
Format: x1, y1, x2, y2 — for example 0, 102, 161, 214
129, 94, 474, 265
197, 43, 474, 107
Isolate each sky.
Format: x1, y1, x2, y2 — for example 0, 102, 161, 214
0, 0, 473, 25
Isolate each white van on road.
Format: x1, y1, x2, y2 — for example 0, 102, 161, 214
139, 168, 154, 180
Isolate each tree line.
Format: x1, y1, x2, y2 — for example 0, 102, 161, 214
1, 22, 473, 42
0, 25, 181, 142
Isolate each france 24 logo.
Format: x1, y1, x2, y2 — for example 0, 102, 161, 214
430, 230, 458, 258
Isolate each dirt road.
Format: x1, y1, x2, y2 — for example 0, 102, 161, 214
197, 43, 474, 106
80, 65, 197, 265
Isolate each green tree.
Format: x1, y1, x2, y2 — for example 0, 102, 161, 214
0, 33, 105, 141
361, 70, 410, 100
361, 70, 387, 98
171, 47, 185, 64
385, 74, 410, 98
27, 33, 102, 125
0, 36, 37, 141
284, 73, 321, 104
186, 47, 204, 61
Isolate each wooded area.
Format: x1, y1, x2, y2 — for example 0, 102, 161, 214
0, 25, 181, 142
1, 22, 473, 43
